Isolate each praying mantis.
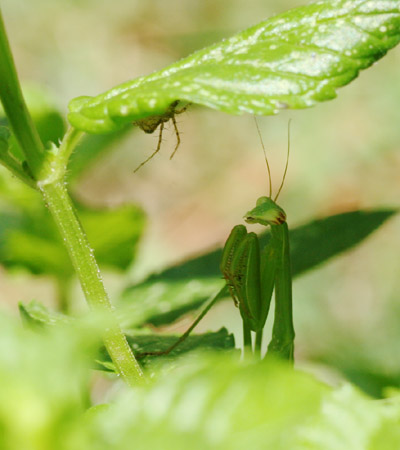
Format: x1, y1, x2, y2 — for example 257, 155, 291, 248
220, 120, 294, 361
137, 120, 294, 362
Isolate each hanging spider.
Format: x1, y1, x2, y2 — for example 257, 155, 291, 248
133, 100, 191, 172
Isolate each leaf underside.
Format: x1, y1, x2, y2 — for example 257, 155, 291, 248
68, 0, 400, 134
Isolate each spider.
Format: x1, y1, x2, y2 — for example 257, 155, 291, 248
133, 100, 190, 172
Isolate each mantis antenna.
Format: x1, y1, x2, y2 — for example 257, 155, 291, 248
254, 117, 272, 199
274, 119, 291, 202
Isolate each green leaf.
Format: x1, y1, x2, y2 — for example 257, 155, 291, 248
78, 203, 146, 271
97, 328, 236, 371
18, 300, 235, 372
370, 400, 400, 450
92, 354, 328, 449
120, 209, 396, 327
298, 383, 399, 449
88, 353, 400, 449
19, 300, 72, 328
68, 0, 400, 134
119, 278, 224, 328
289, 209, 397, 275
0, 311, 101, 450
4, 226, 72, 277
0, 180, 146, 277
4, 307, 400, 449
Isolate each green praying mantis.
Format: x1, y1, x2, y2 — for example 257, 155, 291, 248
137, 120, 294, 362
220, 120, 294, 361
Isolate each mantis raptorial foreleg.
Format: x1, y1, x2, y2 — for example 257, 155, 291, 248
266, 222, 294, 360
135, 287, 227, 359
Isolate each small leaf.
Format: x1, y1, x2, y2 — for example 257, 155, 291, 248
19, 300, 71, 328
120, 209, 396, 327
79, 203, 146, 271
68, 0, 400, 134
97, 328, 236, 371
0, 181, 146, 277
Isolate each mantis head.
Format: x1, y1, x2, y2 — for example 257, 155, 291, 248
244, 196, 286, 226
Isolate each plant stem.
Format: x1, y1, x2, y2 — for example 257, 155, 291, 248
0, 148, 36, 187
40, 181, 144, 386
58, 127, 84, 172
0, 7, 144, 385
0, 9, 44, 177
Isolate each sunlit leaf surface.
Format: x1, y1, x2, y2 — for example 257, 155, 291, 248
68, 0, 400, 133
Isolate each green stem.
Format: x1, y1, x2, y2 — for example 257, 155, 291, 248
0, 9, 45, 177
0, 7, 144, 385
255, 329, 263, 359
242, 321, 252, 358
40, 181, 144, 386
57, 127, 84, 172
0, 148, 36, 187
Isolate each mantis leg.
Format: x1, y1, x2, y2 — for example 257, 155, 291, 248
255, 328, 263, 359
242, 320, 252, 358
135, 286, 227, 358
266, 222, 295, 362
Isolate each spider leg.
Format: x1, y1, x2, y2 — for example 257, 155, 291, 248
175, 102, 191, 114
169, 115, 181, 160
134, 122, 165, 172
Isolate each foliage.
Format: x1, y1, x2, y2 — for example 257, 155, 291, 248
0, 0, 399, 447
68, 0, 400, 133
0, 86, 146, 307
2, 311, 400, 449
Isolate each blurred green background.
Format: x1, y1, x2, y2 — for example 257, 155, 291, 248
1, 0, 400, 394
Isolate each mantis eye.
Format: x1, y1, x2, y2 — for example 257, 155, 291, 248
244, 198, 286, 226
256, 196, 269, 207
